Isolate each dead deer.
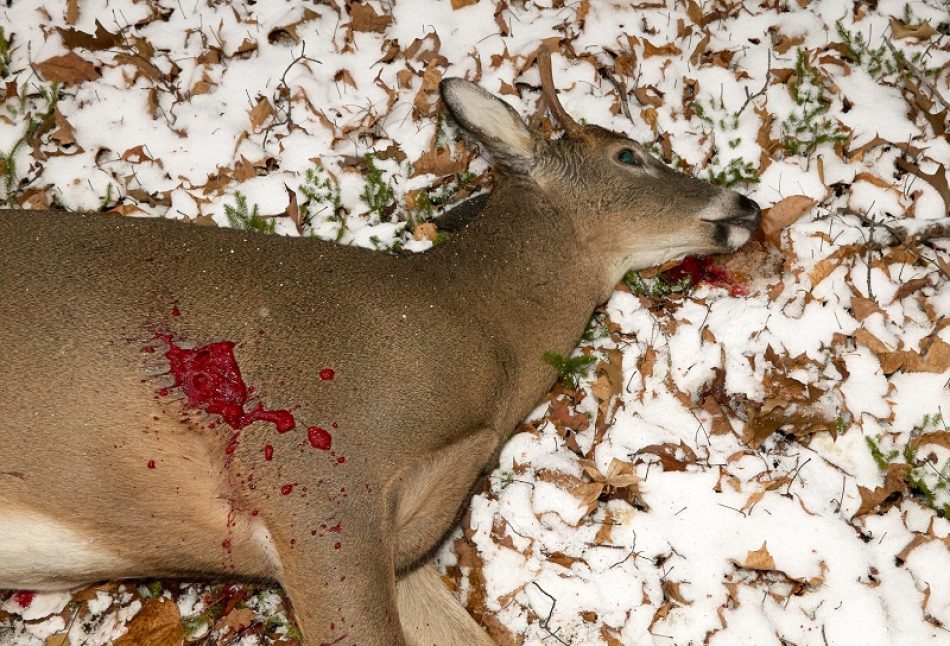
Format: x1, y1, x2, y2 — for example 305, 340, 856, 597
0, 49, 758, 645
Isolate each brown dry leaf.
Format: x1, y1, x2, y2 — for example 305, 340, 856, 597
451, 0, 479, 8
593, 507, 615, 545
215, 607, 255, 634
249, 97, 275, 131
36, 52, 100, 85
49, 110, 76, 146
115, 599, 184, 646
636, 442, 698, 471
880, 338, 950, 374
896, 159, 949, 215
600, 626, 624, 646
809, 244, 863, 285
413, 222, 439, 242
412, 142, 470, 177
773, 32, 805, 54
334, 68, 357, 89
761, 195, 816, 245
851, 296, 885, 321
891, 277, 931, 303
689, 32, 710, 66
548, 551, 584, 569
890, 18, 937, 41
350, 2, 392, 33
642, 39, 682, 58
911, 431, 950, 451
737, 542, 776, 571
549, 397, 589, 432
65, 0, 79, 23
57, 20, 120, 51
662, 580, 689, 605
854, 328, 891, 354
46, 635, 69, 646
413, 60, 443, 117
854, 463, 910, 517
632, 86, 663, 108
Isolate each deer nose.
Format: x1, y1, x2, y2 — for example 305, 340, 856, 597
737, 194, 760, 218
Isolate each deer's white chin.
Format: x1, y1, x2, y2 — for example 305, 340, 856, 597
725, 225, 753, 250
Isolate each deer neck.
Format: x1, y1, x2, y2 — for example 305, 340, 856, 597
430, 181, 607, 410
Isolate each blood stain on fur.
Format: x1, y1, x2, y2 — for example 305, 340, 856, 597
319, 368, 335, 380
146, 460, 156, 469
155, 333, 296, 434
308, 426, 332, 450
664, 255, 748, 296
280, 483, 294, 495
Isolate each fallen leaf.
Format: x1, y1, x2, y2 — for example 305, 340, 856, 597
642, 39, 682, 58
636, 442, 697, 471
890, 18, 937, 41
349, 2, 392, 33
57, 20, 120, 51
413, 222, 438, 242
249, 97, 275, 131
115, 599, 184, 646
737, 542, 776, 571
451, 0, 479, 8
36, 52, 100, 85
854, 463, 909, 517
761, 195, 816, 245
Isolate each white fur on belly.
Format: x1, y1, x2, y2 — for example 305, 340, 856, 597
0, 510, 128, 589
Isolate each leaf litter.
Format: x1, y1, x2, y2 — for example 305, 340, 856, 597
1, 0, 949, 644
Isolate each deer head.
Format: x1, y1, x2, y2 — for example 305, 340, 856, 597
439, 49, 760, 293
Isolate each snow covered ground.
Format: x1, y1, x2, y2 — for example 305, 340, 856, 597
1, 0, 948, 644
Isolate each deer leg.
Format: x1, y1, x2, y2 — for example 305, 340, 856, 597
397, 563, 494, 646
274, 532, 404, 645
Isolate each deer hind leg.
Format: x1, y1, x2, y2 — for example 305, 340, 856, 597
398, 563, 495, 646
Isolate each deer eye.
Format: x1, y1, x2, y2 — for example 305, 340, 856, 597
616, 149, 640, 166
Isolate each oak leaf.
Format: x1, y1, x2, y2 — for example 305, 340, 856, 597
349, 2, 392, 33
115, 599, 184, 646
760, 195, 815, 245
36, 52, 99, 85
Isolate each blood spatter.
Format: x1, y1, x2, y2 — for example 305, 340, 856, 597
336, 456, 345, 464
280, 483, 294, 495
319, 368, 335, 381
334, 542, 342, 550
171, 305, 181, 317
264, 445, 274, 461
156, 334, 296, 434
221, 538, 231, 550
328, 522, 341, 533
663, 255, 748, 296
308, 426, 332, 450
224, 433, 240, 455
147, 460, 156, 469
13, 591, 34, 608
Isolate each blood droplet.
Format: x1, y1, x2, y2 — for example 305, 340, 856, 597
308, 426, 332, 450
146, 460, 156, 469
264, 445, 274, 461
319, 368, 335, 381
280, 484, 293, 495
13, 591, 34, 608
171, 305, 181, 317
337, 456, 345, 464
334, 542, 342, 550
221, 538, 231, 550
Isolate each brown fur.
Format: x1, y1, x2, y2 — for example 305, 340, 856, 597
0, 67, 758, 644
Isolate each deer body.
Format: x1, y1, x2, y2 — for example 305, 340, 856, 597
0, 53, 758, 645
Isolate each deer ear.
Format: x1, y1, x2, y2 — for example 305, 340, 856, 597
440, 78, 537, 171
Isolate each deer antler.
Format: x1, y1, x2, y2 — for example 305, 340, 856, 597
538, 45, 581, 135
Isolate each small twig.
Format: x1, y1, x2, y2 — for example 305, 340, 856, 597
530, 582, 568, 645
262, 41, 320, 147
785, 457, 811, 496
882, 36, 950, 111
841, 209, 950, 281
737, 49, 771, 116
596, 52, 633, 124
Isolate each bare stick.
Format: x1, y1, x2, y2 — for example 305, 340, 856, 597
738, 49, 771, 116
882, 36, 950, 111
